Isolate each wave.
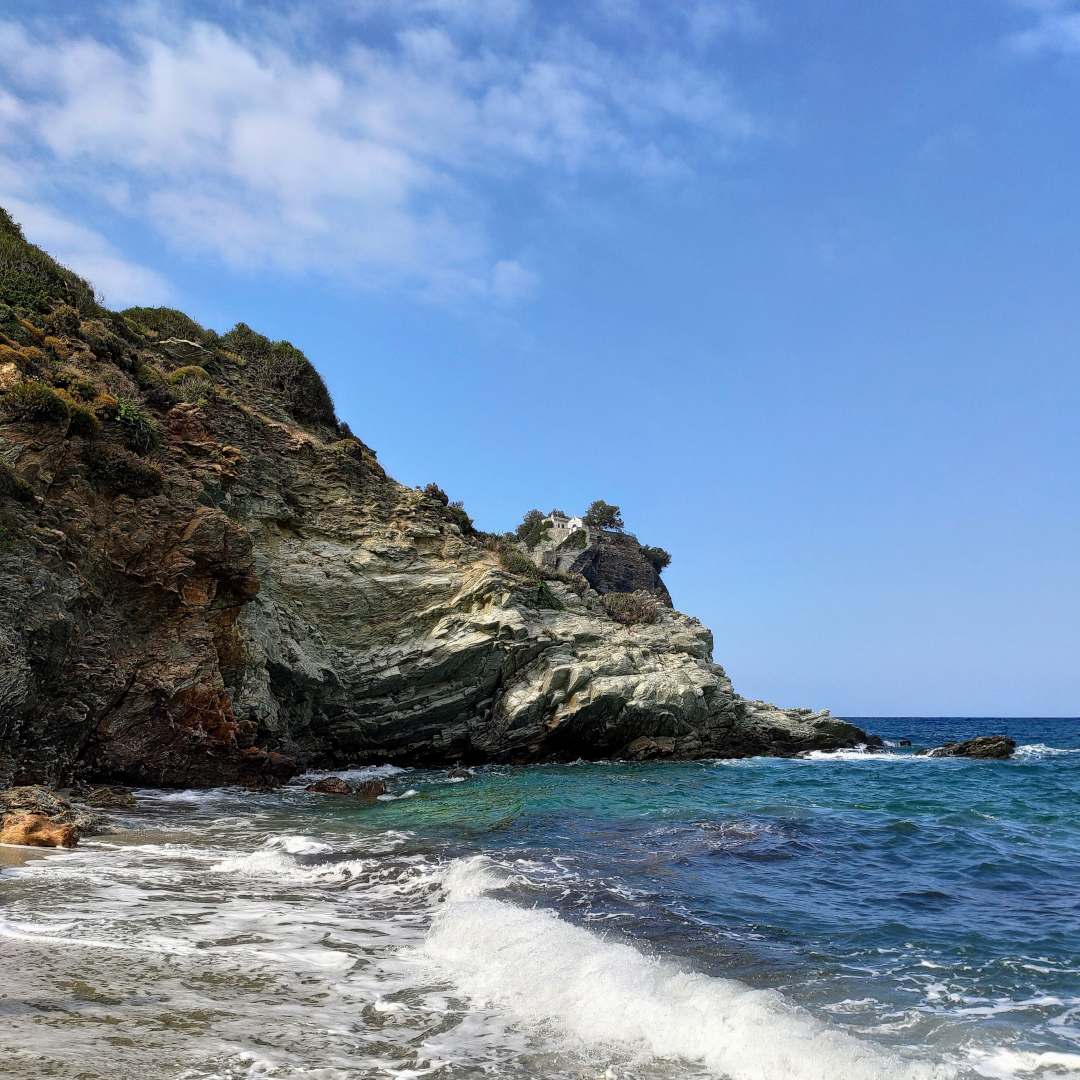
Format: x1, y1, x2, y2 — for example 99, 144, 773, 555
1013, 744, 1080, 760
295, 764, 409, 784
424, 857, 948, 1080
211, 834, 381, 882
971, 1047, 1080, 1079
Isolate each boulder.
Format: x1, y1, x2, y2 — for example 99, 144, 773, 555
355, 779, 387, 799
919, 735, 1016, 760
0, 812, 77, 848
305, 776, 352, 795
80, 786, 137, 810
623, 736, 677, 761
447, 767, 471, 779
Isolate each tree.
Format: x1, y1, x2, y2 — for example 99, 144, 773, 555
641, 545, 672, 571
423, 482, 449, 505
583, 499, 624, 531
515, 508, 544, 542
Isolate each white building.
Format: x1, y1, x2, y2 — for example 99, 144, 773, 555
543, 511, 585, 536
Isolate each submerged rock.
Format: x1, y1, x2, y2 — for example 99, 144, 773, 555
0, 811, 76, 848
919, 736, 1017, 760
305, 777, 352, 795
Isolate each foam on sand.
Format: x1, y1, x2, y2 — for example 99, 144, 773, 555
424, 857, 951, 1080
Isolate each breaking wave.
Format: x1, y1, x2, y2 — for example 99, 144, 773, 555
425, 857, 950, 1080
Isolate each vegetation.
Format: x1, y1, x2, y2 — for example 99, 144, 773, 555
641, 545, 672, 571
540, 565, 589, 596
535, 580, 563, 610
3, 379, 71, 423
561, 527, 589, 550
66, 402, 100, 439
0, 209, 97, 314
121, 307, 212, 343
85, 445, 163, 498
515, 509, 544, 541
583, 500, 624, 531
602, 590, 659, 626
499, 546, 541, 580
115, 397, 161, 454
220, 322, 335, 426
41, 303, 80, 337
424, 482, 450, 505
0, 461, 33, 503
447, 500, 475, 535
168, 365, 211, 385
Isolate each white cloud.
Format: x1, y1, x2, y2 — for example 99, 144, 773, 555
0, 1, 763, 305
1007, 0, 1080, 53
0, 196, 171, 307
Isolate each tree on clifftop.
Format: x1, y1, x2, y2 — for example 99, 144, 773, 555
515, 509, 544, 541
583, 500, 624, 531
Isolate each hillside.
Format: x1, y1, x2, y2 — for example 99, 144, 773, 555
0, 209, 870, 786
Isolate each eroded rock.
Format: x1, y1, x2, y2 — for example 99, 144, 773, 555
0, 812, 77, 848
920, 736, 1016, 759
305, 777, 352, 795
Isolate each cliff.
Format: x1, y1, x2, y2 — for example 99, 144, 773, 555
0, 212, 870, 786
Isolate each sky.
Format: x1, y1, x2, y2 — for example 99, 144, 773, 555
1, 0, 1078, 716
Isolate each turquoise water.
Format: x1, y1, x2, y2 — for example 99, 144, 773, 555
0, 718, 1077, 1079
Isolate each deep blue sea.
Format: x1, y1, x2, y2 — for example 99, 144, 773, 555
1, 718, 1077, 1080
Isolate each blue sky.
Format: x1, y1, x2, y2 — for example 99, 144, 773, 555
1, 0, 1078, 715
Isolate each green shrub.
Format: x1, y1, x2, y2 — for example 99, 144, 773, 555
602, 591, 659, 626
499, 547, 541, 580
0, 216, 97, 314
66, 403, 100, 439
85, 445, 163, 498
70, 378, 98, 402
121, 307, 211, 343
448, 500, 475, 535
641, 545, 672, 571
42, 303, 80, 337
424, 482, 450, 505
515, 509, 544, 542
4, 379, 71, 423
0, 461, 33, 503
115, 397, 161, 454
81, 320, 128, 364
561, 528, 588, 550
541, 566, 589, 595
167, 365, 211, 385
220, 322, 335, 425
535, 581, 563, 610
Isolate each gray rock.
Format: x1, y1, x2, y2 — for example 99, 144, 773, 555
919, 736, 1016, 759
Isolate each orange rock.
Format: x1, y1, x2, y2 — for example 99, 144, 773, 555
0, 812, 77, 848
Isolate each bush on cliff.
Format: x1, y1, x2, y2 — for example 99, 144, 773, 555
641, 545, 672, 571
66, 401, 100, 439
0, 461, 33, 503
220, 322, 335, 426
424, 482, 450, 505
115, 397, 161, 454
602, 590, 659, 626
85, 445, 163, 498
515, 509, 543, 542
3, 379, 71, 423
499, 547, 541, 580
561, 527, 588, 550
0, 210, 97, 315
122, 307, 212, 344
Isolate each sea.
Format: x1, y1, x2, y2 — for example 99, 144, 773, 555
0, 717, 1077, 1080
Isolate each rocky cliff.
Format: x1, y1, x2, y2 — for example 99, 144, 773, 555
0, 211, 870, 786
568, 531, 673, 606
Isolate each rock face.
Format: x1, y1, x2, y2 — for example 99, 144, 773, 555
568, 532, 672, 606
0, 214, 872, 787
921, 736, 1016, 760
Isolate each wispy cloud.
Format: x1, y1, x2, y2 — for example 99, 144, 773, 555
1006, 0, 1080, 54
0, 0, 763, 306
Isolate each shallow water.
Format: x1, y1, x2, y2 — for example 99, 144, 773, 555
0, 718, 1077, 1080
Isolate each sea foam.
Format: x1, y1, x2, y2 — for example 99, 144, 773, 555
425, 857, 949, 1080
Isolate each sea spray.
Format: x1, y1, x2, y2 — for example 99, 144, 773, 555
425, 857, 951, 1080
